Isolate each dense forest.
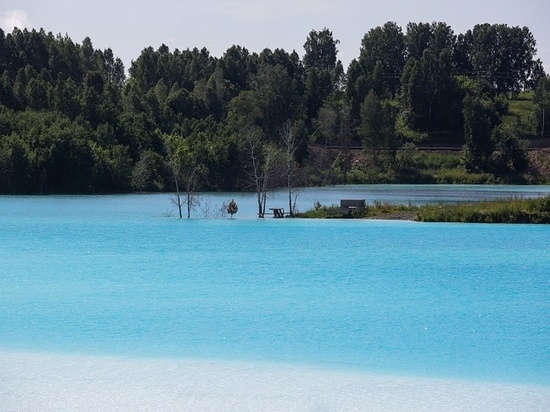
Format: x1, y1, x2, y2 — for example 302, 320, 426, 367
1, 22, 549, 202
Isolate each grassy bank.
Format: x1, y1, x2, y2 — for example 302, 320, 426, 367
416, 196, 550, 223
296, 195, 550, 223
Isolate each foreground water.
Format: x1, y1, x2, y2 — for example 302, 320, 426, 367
1, 185, 549, 387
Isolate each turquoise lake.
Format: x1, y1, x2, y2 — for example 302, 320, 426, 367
1, 185, 549, 385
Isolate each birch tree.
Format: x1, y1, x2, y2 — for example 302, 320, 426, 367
245, 128, 276, 218
280, 120, 303, 216
535, 74, 550, 136
164, 134, 206, 218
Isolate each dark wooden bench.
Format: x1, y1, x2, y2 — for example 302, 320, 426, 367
269, 208, 285, 218
340, 199, 366, 216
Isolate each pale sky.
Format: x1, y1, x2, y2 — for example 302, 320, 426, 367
1, 0, 549, 73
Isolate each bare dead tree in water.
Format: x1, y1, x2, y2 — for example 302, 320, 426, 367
245, 129, 276, 218
280, 120, 304, 217
165, 135, 206, 219
170, 166, 183, 218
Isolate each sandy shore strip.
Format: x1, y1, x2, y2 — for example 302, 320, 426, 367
1, 351, 549, 411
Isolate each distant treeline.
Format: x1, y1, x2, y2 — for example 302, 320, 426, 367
0, 22, 549, 194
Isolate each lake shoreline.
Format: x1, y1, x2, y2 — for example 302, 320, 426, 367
2, 350, 549, 412
296, 194, 550, 223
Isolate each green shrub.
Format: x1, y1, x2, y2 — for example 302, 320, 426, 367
430, 169, 495, 184
414, 152, 462, 170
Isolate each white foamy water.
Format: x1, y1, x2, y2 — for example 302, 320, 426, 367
1, 351, 549, 412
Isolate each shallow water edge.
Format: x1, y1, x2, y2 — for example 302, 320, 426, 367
1, 350, 549, 412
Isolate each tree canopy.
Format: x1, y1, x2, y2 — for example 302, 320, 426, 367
0, 23, 546, 194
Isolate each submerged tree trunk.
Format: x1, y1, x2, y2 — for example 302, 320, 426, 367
173, 170, 182, 219
260, 146, 276, 218
186, 189, 192, 219
280, 120, 299, 216
287, 169, 292, 216
246, 133, 266, 218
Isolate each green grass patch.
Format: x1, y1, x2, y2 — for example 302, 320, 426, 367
504, 92, 537, 135
399, 152, 497, 184
428, 168, 496, 184
414, 152, 462, 170
296, 201, 419, 219
297, 195, 550, 224
417, 195, 550, 223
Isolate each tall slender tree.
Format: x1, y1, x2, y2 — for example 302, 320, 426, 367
535, 74, 550, 136
303, 28, 343, 126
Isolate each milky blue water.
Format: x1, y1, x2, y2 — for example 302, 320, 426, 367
1, 186, 549, 385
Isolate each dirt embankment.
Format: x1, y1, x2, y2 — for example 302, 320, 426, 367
528, 148, 550, 177
527, 138, 550, 149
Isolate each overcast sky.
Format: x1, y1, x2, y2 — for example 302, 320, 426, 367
1, 0, 549, 73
